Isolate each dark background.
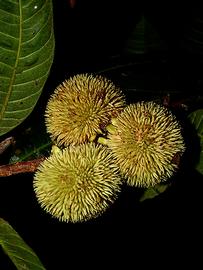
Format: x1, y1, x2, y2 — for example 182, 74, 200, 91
0, 1, 203, 269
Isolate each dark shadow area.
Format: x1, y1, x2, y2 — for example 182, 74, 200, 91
0, 164, 203, 269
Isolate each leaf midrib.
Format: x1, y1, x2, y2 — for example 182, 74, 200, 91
0, 0, 22, 121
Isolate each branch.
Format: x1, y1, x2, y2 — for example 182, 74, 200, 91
0, 158, 45, 177
0, 137, 15, 155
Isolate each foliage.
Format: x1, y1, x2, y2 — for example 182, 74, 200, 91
0, 0, 54, 267
139, 183, 171, 202
0, 0, 54, 136
0, 218, 45, 270
188, 109, 203, 175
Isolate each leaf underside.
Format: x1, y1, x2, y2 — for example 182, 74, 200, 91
0, 218, 46, 270
0, 0, 54, 136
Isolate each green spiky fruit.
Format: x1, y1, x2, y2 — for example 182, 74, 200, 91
33, 143, 122, 223
107, 101, 185, 187
45, 74, 125, 146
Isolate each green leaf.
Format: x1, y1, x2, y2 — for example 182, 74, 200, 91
139, 183, 170, 202
0, 0, 54, 136
188, 109, 203, 174
125, 15, 166, 55
10, 125, 52, 163
0, 218, 46, 270
180, 12, 203, 56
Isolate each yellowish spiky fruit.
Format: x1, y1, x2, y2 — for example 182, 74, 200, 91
45, 74, 125, 146
33, 143, 122, 223
107, 102, 185, 187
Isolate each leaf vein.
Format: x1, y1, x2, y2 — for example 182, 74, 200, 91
2, 240, 38, 257
22, 17, 52, 46
0, 1, 22, 121
0, 30, 19, 40
5, 251, 45, 269
0, 9, 19, 18
8, 90, 41, 104
23, 2, 48, 23
19, 30, 53, 59
16, 54, 53, 76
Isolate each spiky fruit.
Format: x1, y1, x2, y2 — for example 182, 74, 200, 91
107, 102, 185, 187
45, 74, 125, 146
33, 143, 122, 223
